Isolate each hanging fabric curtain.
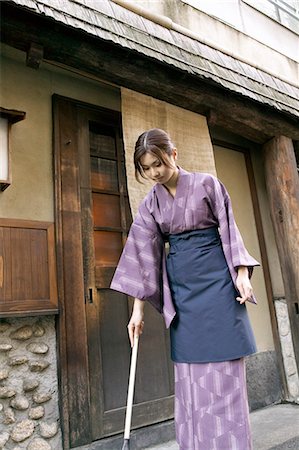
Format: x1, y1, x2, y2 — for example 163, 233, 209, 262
121, 88, 217, 217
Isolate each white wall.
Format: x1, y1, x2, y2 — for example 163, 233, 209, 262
0, 44, 120, 222
137, 0, 299, 86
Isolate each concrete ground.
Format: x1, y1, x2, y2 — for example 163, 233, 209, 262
144, 403, 299, 450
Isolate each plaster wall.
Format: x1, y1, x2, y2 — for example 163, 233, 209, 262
211, 127, 285, 299
214, 146, 275, 352
137, 0, 299, 86
0, 44, 120, 222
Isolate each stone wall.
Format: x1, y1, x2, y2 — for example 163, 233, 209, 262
275, 298, 299, 403
246, 351, 282, 411
0, 316, 62, 450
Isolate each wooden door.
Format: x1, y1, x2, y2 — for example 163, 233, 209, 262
54, 96, 173, 447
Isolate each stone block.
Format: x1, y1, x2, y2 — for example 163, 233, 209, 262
0, 343, 13, 352
3, 406, 16, 424
27, 343, 49, 355
11, 395, 30, 411
246, 351, 282, 411
0, 431, 10, 448
40, 422, 58, 439
29, 361, 50, 373
11, 419, 35, 442
8, 355, 29, 366
0, 321, 11, 333
27, 438, 52, 450
32, 392, 52, 404
0, 369, 9, 381
23, 379, 40, 392
32, 323, 45, 337
0, 386, 16, 399
10, 326, 33, 341
29, 406, 45, 420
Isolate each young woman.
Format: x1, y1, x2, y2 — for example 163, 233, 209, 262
111, 128, 259, 450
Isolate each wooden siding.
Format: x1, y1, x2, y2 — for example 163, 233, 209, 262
0, 219, 58, 316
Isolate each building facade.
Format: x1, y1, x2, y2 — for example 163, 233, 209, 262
0, 1, 298, 449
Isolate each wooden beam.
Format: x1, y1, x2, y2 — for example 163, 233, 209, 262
53, 97, 92, 448
263, 136, 299, 371
26, 42, 43, 69
1, 2, 299, 144
0, 107, 26, 123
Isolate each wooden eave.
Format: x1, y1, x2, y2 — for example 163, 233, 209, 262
0, 106, 26, 123
1, 1, 299, 144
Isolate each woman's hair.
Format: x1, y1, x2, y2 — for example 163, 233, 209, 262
134, 128, 175, 182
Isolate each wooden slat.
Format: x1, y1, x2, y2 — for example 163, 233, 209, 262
47, 224, 58, 309
0, 227, 12, 302
134, 302, 173, 403
85, 293, 105, 440
98, 290, 130, 412
30, 228, 49, 300
11, 228, 32, 301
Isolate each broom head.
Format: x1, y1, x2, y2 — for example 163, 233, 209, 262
121, 438, 130, 450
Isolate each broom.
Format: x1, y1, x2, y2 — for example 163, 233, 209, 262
122, 334, 139, 450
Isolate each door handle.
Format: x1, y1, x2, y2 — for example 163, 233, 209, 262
85, 287, 94, 304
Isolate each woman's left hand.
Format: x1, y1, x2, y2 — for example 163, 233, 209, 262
236, 266, 253, 304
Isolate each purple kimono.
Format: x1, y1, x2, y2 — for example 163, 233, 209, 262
111, 167, 258, 449
110, 167, 259, 328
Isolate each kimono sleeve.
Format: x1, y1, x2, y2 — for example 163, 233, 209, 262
110, 198, 164, 313
205, 174, 260, 303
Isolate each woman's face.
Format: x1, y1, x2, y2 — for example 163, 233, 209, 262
140, 150, 178, 185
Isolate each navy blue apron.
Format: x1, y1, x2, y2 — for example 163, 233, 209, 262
166, 227, 257, 363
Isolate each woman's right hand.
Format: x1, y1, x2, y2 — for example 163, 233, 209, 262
128, 299, 145, 347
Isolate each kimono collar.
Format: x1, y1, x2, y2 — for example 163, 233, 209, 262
155, 165, 189, 198
154, 165, 191, 233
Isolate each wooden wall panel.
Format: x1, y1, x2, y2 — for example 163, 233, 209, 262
0, 219, 58, 316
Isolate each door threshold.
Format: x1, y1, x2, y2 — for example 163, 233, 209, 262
72, 420, 175, 450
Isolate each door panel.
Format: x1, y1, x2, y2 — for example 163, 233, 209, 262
90, 158, 119, 191
55, 96, 174, 445
92, 193, 121, 228
94, 231, 123, 266
78, 106, 174, 440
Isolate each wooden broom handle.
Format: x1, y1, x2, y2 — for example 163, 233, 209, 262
124, 335, 139, 440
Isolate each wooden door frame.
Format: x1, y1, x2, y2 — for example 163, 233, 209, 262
53, 94, 124, 449
54, 94, 90, 449
212, 139, 288, 397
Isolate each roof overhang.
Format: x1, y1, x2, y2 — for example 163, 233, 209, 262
1, 0, 299, 143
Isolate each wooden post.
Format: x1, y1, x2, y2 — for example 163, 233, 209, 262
263, 136, 299, 370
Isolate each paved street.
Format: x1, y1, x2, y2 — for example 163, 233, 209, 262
145, 403, 299, 450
